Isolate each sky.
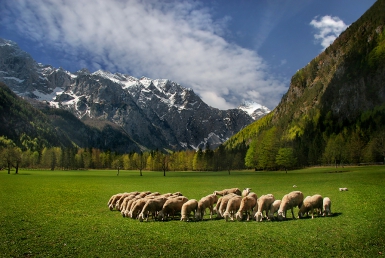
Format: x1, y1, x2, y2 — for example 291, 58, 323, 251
0, 0, 376, 110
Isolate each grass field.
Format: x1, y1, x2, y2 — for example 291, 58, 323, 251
1, 166, 384, 257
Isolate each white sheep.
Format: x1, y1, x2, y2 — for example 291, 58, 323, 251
215, 193, 238, 219
268, 200, 282, 221
339, 188, 348, 191
158, 196, 189, 221
277, 191, 304, 220
254, 194, 275, 222
322, 197, 332, 216
298, 194, 323, 219
138, 197, 168, 222
128, 198, 149, 219
213, 188, 241, 196
180, 199, 199, 222
242, 188, 252, 197
195, 194, 218, 220
107, 193, 126, 210
223, 195, 243, 221
235, 192, 258, 221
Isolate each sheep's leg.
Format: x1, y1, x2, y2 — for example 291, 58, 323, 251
291, 208, 295, 219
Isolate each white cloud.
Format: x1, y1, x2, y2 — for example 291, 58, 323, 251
1, 0, 287, 109
310, 15, 348, 49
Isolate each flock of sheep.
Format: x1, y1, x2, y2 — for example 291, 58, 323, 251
107, 188, 332, 222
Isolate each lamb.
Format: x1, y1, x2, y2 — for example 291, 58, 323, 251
339, 188, 348, 191
298, 194, 323, 219
268, 200, 282, 221
180, 199, 199, 222
242, 188, 252, 197
223, 195, 243, 221
158, 196, 189, 221
138, 197, 168, 222
107, 193, 126, 210
213, 188, 241, 196
322, 197, 332, 216
195, 194, 218, 220
216, 193, 238, 218
119, 194, 139, 212
235, 192, 258, 221
122, 196, 141, 217
254, 194, 275, 222
116, 193, 137, 211
277, 191, 304, 220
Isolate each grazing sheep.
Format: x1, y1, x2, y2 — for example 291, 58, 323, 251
223, 195, 243, 221
298, 194, 323, 219
254, 194, 275, 222
116, 193, 137, 211
323, 197, 332, 217
122, 197, 141, 217
195, 194, 218, 220
339, 188, 348, 191
235, 192, 258, 221
128, 198, 149, 219
268, 200, 282, 221
277, 191, 304, 221
138, 197, 168, 222
181, 199, 199, 222
119, 194, 139, 212
158, 196, 189, 221
213, 188, 242, 196
216, 193, 238, 218
213, 196, 223, 217
242, 188, 252, 197
107, 193, 125, 210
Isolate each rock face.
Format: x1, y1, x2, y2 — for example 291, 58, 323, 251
0, 38, 269, 151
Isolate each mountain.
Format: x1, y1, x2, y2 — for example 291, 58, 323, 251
0, 81, 142, 153
0, 38, 269, 151
238, 101, 270, 120
225, 0, 385, 168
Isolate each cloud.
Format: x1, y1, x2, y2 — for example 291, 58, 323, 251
1, 0, 287, 110
310, 15, 348, 49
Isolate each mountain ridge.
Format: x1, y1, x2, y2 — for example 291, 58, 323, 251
0, 38, 270, 151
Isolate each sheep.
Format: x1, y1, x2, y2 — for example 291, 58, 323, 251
195, 194, 218, 220
298, 194, 323, 219
254, 194, 275, 222
277, 191, 304, 221
213, 188, 241, 196
116, 193, 137, 211
242, 188, 252, 197
180, 199, 199, 222
119, 194, 139, 212
223, 195, 243, 221
128, 198, 149, 219
138, 197, 168, 222
235, 192, 258, 221
216, 193, 238, 218
213, 196, 223, 217
323, 197, 332, 217
158, 196, 189, 221
268, 200, 282, 221
172, 192, 183, 196
107, 193, 126, 210
122, 196, 142, 217
339, 188, 348, 191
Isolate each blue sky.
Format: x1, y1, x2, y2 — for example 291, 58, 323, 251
0, 0, 376, 110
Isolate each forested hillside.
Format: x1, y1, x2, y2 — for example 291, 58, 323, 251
226, 0, 385, 169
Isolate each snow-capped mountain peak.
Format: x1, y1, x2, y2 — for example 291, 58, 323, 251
238, 101, 270, 120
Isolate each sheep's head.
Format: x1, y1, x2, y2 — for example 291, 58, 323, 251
235, 212, 243, 221
277, 211, 285, 221
255, 211, 263, 222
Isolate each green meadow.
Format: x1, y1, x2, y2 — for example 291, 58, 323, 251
0, 166, 384, 257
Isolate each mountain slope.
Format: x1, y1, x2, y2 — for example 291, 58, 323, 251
0, 81, 142, 152
0, 39, 269, 151
225, 0, 385, 167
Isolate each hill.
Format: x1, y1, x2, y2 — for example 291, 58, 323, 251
225, 0, 385, 169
